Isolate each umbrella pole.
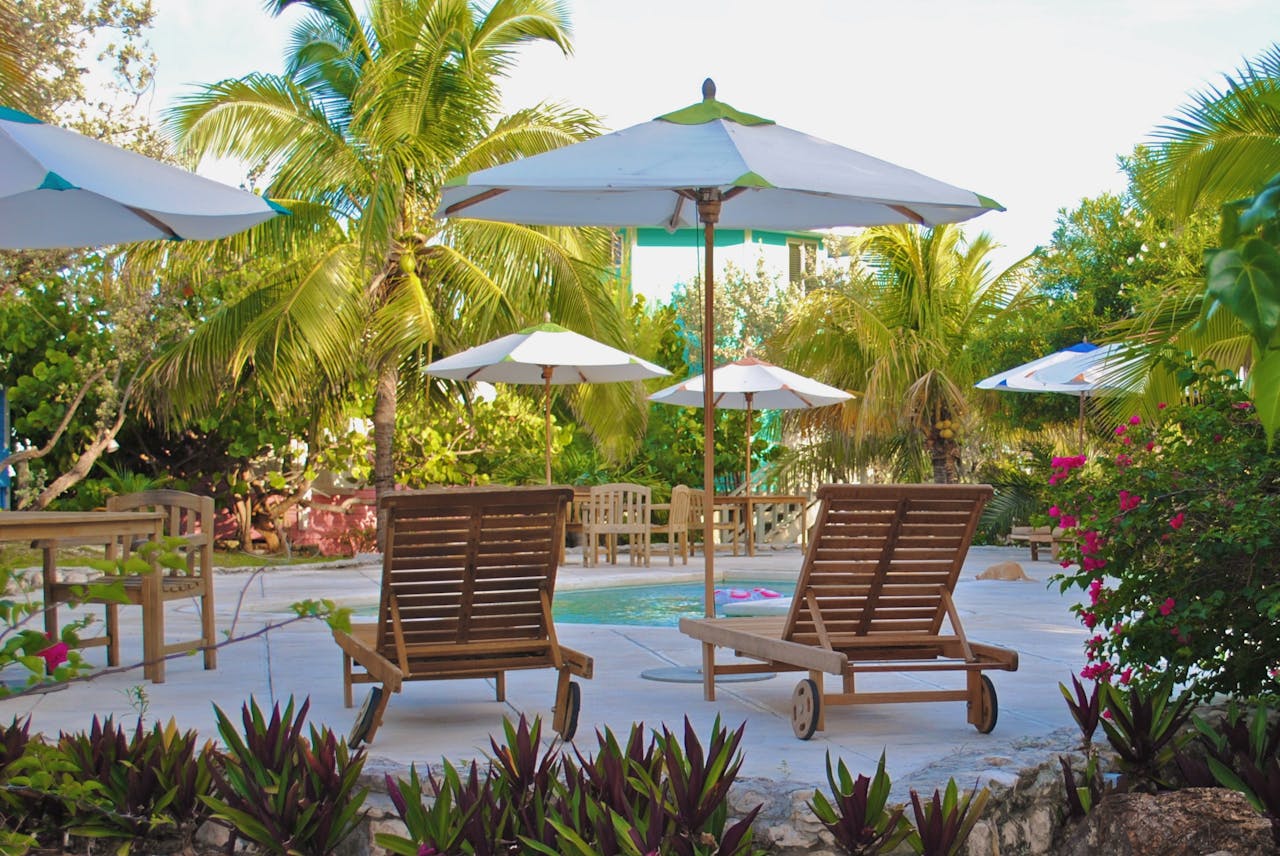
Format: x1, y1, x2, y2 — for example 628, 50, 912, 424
543, 366, 554, 485
1078, 392, 1085, 449
744, 394, 753, 557
698, 191, 721, 702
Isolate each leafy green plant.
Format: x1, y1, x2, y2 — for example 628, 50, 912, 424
1049, 355, 1280, 700
808, 751, 911, 855
55, 716, 213, 843
1060, 674, 1102, 746
203, 696, 368, 856
905, 779, 989, 856
1058, 752, 1114, 820
1189, 701, 1280, 844
380, 716, 762, 856
1097, 676, 1193, 790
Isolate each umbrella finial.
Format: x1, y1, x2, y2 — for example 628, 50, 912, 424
702, 78, 716, 101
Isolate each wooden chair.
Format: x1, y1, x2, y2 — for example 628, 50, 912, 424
333, 486, 593, 744
582, 483, 651, 567
680, 483, 1018, 739
44, 489, 217, 683
651, 485, 692, 565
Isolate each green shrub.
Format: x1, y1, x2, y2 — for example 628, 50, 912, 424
203, 696, 368, 856
1050, 356, 1280, 699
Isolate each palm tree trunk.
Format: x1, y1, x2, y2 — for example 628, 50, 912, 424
930, 448, 950, 484
373, 364, 398, 551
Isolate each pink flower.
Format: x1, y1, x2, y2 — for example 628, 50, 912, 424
1234, 401, 1253, 410
1159, 597, 1175, 616
1059, 513, 1078, 528
1169, 512, 1185, 530
1158, 402, 1168, 410
1116, 453, 1133, 468
1082, 611, 1097, 629
1114, 425, 1127, 436
1129, 415, 1142, 425
1145, 442, 1155, 452
1120, 667, 1134, 685
38, 641, 69, 672
1102, 709, 1113, 719
1118, 491, 1142, 511
1048, 505, 1061, 518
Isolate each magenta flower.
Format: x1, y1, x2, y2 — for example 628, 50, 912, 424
1169, 512, 1185, 530
1115, 453, 1133, 468
1059, 513, 1078, 528
1117, 491, 1142, 511
1158, 402, 1168, 410
1120, 667, 1134, 685
1159, 597, 1175, 616
1082, 611, 1097, 629
1114, 425, 1127, 436
1048, 505, 1061, 518
1129, 414, 1141, 425
38, 641, 69, 672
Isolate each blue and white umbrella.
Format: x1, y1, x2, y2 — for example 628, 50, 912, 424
0, 105, 285, 249
977, 342, 1134, 441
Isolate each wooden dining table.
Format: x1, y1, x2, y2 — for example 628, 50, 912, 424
0, 510, 166, 680
712, 494, 810, 557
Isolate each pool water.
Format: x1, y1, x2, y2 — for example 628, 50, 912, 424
553, 579, 795, 626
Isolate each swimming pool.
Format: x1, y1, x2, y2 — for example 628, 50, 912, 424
553, 579, 795, 626
352, 579, 797, 626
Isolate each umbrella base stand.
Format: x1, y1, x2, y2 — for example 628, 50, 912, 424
640, 665, 774, 683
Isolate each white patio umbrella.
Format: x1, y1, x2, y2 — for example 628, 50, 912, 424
0, 105, 285, 249
423, 321, 669, 484
649, 357, 853, 498
976, 342, 1133, 443
437, 79, 1001, 698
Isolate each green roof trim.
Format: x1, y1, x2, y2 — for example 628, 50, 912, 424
38, 171, 74, 191
443, 174, 468, 187
732, 171, 773, 189
658, 98, 774, 127
977, 194, 1006, 211
633, 226, 824, 249
0, 105, 42, 124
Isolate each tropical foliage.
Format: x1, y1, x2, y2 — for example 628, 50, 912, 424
1049, 356, 1280, 701
153, 0, 640, 532
779, 224, 1034, 483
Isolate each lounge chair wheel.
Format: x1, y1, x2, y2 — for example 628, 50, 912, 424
791, 678, 820, 740
973, 674, 998, 734
349, 686, 383, 748
557, 680, 582, 741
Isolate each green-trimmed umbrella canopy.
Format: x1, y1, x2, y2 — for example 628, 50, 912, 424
424, 322, 669, 484
436, 79, 1002, 695
649, 357, 853, 497
0, 105, 286, 249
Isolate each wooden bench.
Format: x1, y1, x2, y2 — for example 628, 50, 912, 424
1008, 525, 1068, 561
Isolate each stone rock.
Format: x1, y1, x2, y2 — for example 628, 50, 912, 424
1054, 788, 1279, 856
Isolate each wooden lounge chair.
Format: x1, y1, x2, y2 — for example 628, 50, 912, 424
680, 483, 1018, 739
334, 486, 593, 744
42, 489, 217, 684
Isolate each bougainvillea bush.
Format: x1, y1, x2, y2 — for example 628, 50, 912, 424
1050, 357, 1280, 701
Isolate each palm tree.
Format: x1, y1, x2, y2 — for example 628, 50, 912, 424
1140, 43, 1280, 221
152, 0, 638, 522
778, 224, 1033, 483
0, 0, 29, 105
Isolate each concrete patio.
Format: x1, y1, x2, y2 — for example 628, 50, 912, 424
0, 544, 1089, 796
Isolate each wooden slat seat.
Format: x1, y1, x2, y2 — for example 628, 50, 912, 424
681, 484, 1018, 739
334, 486, 593, 743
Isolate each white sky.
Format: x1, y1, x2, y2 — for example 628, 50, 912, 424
146, 0, 1278, 275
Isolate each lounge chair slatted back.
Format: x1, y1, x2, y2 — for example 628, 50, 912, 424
785, 486, 988, 655
334, 486, 593, 744
679, 483, 1017, 739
